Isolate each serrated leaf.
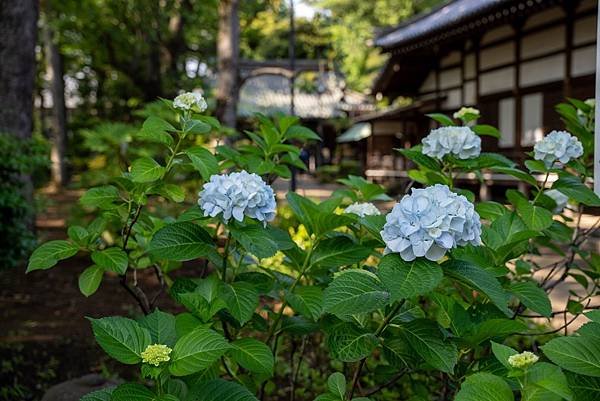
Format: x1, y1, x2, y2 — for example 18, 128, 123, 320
552, 175, 600, 206
455, 373, 514, 401
80, 387, 115, 401
443, 260, 512, 317
140, 309, 177, 348
220, 282, 259, 325
91, 247, 128, 275
542, 336, 600, 377
465, 319, 526, 345
148, 222, 213, 261
230, 338, 274, 376
326, 322, 378, 362
323, 269, 389, 320
397, 148, 440, 170
515, 201, 553, 231
186, 147, 219, 181
524, 362, 572, 401
285, 125, 321, 141
169, 329, 231, 376
130, 157, 165, 183
79, 265, 104, 297
89, 316, 151, 364
401, 319, 457, 373
566, 372, 600, 401
378, 254, 443, 301
27, 240, 79, 272
136, 116, 175, 146
287, 286, 323, 321
110, 383, 155, 401
80, 186, 120, 209
472, 124, 501, 138
426, 113, 454, 126
311, 236, 371, 268
230, 224, 279, 258
187, 379, 259, 401
327, 372, 346, 399
491, 167, 538, 186
510, 281, 552, 317
491, 341, 518, 369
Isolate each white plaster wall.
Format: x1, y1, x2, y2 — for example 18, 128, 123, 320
464, 81, 476, 105
442, 88, 462, 109
521, 26, 565, 59
464, 53, 476, 79
572, 45, 596, 77
480, 42, 515, 70
481, 25, 514, 45
524, 7, 564, 30
441, 51, 461, 67
499, 97, 516, 148
521, 93, 544, 146
574, 15, 597, 45
520, 54, 565, 87
420, 70, 436, 93
480, 67, 515, 95
440, 68, 461, 89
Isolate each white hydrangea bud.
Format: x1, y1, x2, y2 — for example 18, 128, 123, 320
508, 351, 539, 369
533, 130, 583, 167
453, 107, 480, 121
422, 126, 481, 160
173, 91, 208, 112
344, 202, 381, 217
381, 184, 481, 262
198, 171, 276, 225
544, 189, 568, 214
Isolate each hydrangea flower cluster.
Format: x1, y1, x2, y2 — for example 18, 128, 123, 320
544, 189, 569, 214
173, 92, 208, 112
381, 184, 481, 261
533, 130, 583, 167
141, 344, 172, 366
453, 106, 480, 120
198, 171, 276, 225
344, 202, 381, 217
508, 351, 539, 369
422, 126, 481, 160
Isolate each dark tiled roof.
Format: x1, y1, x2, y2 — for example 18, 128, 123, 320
375, 0, 515, 49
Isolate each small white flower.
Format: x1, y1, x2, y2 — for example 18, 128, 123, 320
533, 130, 583, 167
381, 184, 481, 262
173, 92, 208, 112
344, 202, 381, 217
422, 126, 481, 160
453, 107, 480, 121
508, 351, 539, 369
198, 171, 276, 225
544, 189, 568, 214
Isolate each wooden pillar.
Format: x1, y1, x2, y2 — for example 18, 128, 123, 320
513, 20, 525, 163
434, 46, 441, 111
460, 45, 466, 105
474, 36, 481, 104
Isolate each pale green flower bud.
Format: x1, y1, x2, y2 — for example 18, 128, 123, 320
508, 351, 539, 369
141, 344, 172, 366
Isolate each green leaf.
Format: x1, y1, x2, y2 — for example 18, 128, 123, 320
515, 200, 553, 231
472, 124, 501, 138
186, 147, 219, 181
326, 322, 379, 362
524, 362, 573, 401
157, 183, 185, 203
110, 383, 155, 401
136, 116, 175, 146
230, 224, 279, 259
311, 236, 371, 268
148, 222, 213, 261
287, 286, 323, 321
510, 281, 552, 317
378, 254, 443, 302
88, 316, 151, 364
542, 336, 600, 377
91, 247, 128, 275
426, 113, 454, 126
68, 225, 89, 245
78, 265, 104, 297
140, 309, 177, 348
285, 125, 321, 141
130, 157, 165, 183
230, 338, 274, 376
397, 148, 440, 170
220, 282, 259, 325
465, 319, 526, 345
443, 260, 512, 317
455, 373, 514, 401
552, 175, 600, 206
491, 167, 538, 186
314, 395, 341, 401
327, 372, 346, 399
323, 269, 390, 320
27, 240, 79, 272
169, 329, 231, 376
400, 319, 457, 373
491, 342, 518, 369
383, 336, 418, 369
476, 201, 508, 220
80, 387, 115, 401
184, 119, 211, 134
80, 185, 120, 209
566, 372, 600, 401
187, 379, 259, 401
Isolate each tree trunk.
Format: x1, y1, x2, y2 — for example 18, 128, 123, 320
216, 0, 240, 130
43, 20, 68, 187
0, 0, 39, 207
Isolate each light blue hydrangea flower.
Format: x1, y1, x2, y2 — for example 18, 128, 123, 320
344, 202, 381, 217
173, 92, 208, 112
422, 126, 481, 160
198, 171, 276, 225
381, 184, 481, 261
533, 130, 583, 167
